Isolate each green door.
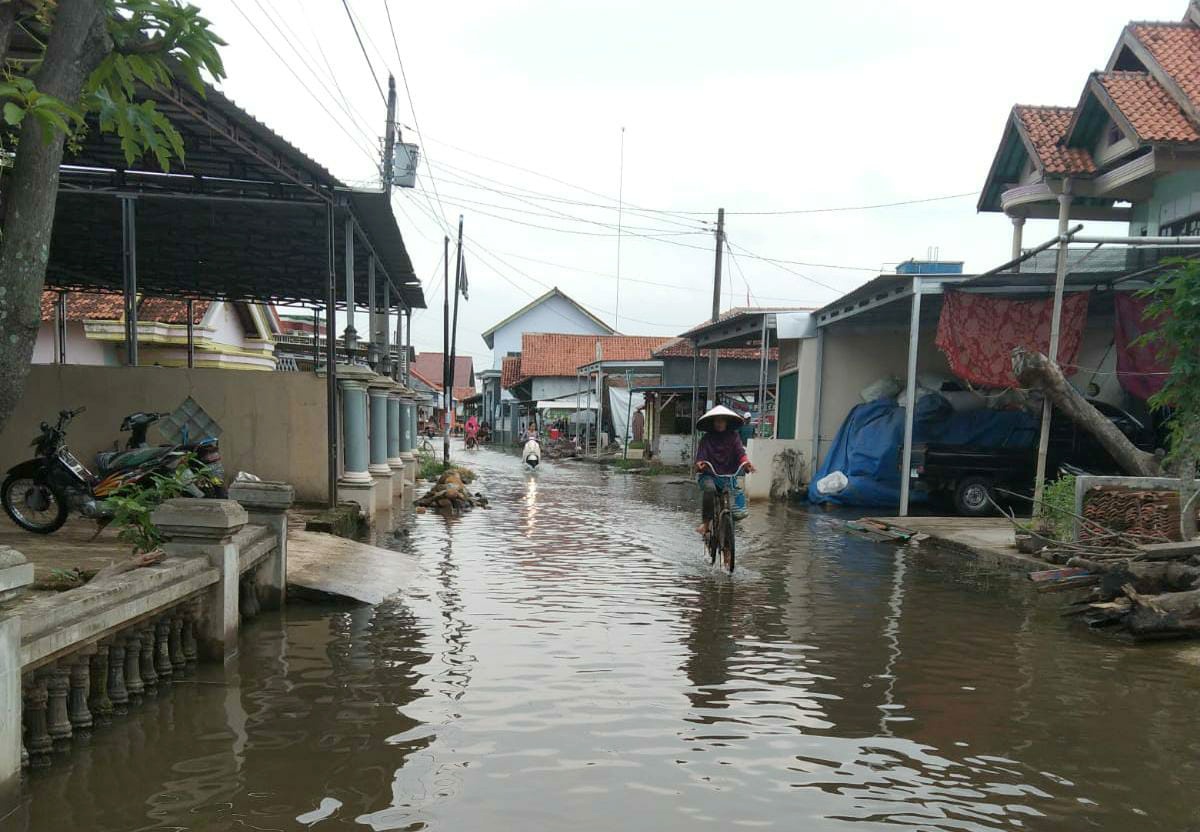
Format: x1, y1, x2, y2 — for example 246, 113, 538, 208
776, 371, 798, 440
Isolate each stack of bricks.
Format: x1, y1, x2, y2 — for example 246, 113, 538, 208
1081, 487, 1193, 542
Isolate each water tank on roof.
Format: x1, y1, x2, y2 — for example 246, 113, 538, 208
895, 259, 964, 275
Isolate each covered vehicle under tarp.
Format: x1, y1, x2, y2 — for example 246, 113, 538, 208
808, 396, 1039, 507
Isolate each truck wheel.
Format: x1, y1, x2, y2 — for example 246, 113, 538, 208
953, 476, 995, 517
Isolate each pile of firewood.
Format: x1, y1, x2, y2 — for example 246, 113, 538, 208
1037, 540, 1200, 640
415, 469, 489, 515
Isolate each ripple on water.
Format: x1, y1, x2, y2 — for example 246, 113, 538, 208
13, 448, 1200, 831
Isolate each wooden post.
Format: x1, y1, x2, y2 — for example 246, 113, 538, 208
1033, 182, 1072, 508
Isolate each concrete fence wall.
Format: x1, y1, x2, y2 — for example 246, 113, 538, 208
1, 365, 328, 503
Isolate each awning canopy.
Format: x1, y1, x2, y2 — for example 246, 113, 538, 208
41, 73, 424, 309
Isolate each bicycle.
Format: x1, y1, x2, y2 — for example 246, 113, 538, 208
698, 461, 748, 573
417, 435, 436, 454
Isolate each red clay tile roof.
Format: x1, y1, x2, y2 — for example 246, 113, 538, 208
1099, 70, 1200, 142
652, 335, 779, 361
39, 291, 124, 322
40, 292, 212, 324
452, 385, 476, 403
412, 352, 473, 390
1131, 23, 1200, 115
516, 333, 672, 379
408, 366, 440, 391
137, 298, 211, 325
1014, 106, 1096, 174
500, 355, 522, 388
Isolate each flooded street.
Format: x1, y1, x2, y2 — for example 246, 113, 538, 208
12, 447, 1200, 831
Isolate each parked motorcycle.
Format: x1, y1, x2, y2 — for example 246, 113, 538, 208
96, 411, 225, 492
1, 407, 223, 534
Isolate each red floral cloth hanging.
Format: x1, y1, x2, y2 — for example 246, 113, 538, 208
1114, 292, 1171, 400
935, 289, 1090, 388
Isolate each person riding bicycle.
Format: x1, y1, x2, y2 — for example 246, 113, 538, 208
694, 405, 755, 537
465, 415, 479, 444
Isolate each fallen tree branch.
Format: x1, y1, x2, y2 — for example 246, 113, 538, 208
1012, 347, 1161, 478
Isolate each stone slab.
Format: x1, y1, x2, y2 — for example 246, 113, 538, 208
864, 516, 1050, 574
228, 480, 296, 511
288, 529, 421, 605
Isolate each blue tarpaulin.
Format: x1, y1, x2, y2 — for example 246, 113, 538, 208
808, 396, 1039, 508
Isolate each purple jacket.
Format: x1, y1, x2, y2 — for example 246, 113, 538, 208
696, 429, 749, 476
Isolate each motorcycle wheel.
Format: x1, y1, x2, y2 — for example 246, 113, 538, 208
1, 474, 68, 534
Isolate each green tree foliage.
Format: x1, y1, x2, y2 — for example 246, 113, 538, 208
1, 0, 225, 167
0, 0, 225, 438
1137, 259, 1200, 466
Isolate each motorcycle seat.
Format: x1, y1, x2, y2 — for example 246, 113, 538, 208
96, 445, 173, 475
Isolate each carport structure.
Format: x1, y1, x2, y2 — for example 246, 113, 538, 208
682, 308, 802, 442
40, 76, 426, 506
811, 238, 1194, 517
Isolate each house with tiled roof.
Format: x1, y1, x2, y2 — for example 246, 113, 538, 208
980, 1, 1200, 241
494, 332, 670, 443
409, 352, 476, 427
34, 291, 279, 370
477, 288, 616, 440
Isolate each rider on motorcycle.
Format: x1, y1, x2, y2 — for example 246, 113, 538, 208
465, 415, 480, 447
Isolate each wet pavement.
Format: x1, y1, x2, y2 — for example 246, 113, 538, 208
10, 446, 1200, 830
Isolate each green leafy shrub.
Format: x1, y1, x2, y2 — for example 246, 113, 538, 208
1036, 473, 1077, 542
108, 458, 216, 553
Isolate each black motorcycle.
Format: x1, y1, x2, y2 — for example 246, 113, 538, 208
1, 408, 224, 534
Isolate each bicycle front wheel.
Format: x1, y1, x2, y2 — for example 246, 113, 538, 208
719, 512, 736, 573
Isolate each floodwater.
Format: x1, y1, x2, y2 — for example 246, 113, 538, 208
10, 447, 1200, 831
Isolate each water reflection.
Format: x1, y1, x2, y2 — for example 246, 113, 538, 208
15, 449, 1200, 830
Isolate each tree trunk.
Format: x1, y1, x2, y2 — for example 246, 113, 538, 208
0, 0, 109, 436
1012, 347, 1162, 478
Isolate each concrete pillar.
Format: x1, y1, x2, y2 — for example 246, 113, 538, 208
337, 369, 377, 519
150, 499, 247, 662
367, 381, 394, 511
387, 391, 405, 499
0, 547, 33, 791
402, 399, 418, 485
228, 480, 295, 610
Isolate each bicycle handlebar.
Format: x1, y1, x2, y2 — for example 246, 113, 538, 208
697, 460, 750, 478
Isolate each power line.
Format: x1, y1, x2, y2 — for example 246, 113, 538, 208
230, 2, 379, 166
423, 164, 707, 234
340, 0, 387, 105
427, 189, 707, 237
426, 155, 708, 233
417, 131, 976, 218
713, 191, 979, 216
256, 0, 378, 148
383, 0, 451, 233
493, 249, 813, 304
424, 195, 704, 239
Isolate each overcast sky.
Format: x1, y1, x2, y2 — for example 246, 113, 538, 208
200, 0, 1183, 366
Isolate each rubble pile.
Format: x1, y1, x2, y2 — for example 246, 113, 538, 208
542, 437, 580, 460
415, 469, 489, 515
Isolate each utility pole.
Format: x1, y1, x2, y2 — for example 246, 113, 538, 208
383, 75, 397, 189
448, 216, 466, 462
443, 233, 450, 464
705, 207, 725, 409
381, 75, 398, 373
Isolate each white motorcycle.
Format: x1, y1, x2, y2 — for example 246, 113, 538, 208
523, 438, 541, 470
